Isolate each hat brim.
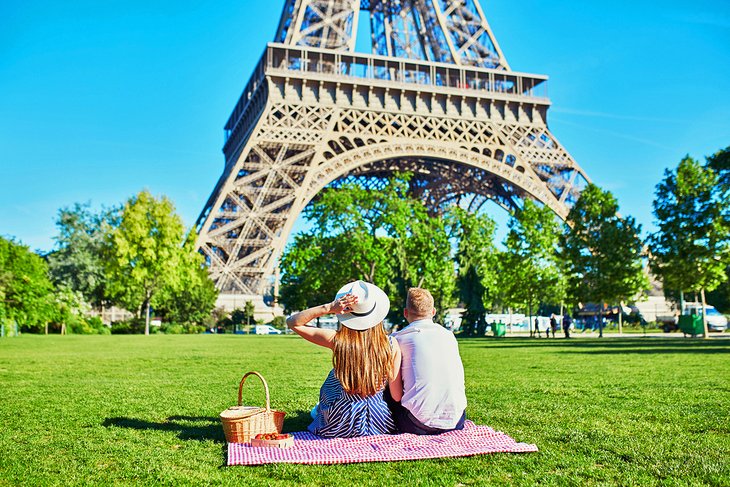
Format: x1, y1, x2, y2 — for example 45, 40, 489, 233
336, 282, 390, 331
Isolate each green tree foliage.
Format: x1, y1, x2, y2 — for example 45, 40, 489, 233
649, 156, 730, 337
244, 300, 256, 326
104, 190, 215, 335
228, 301, 256, 332
562, 184, 649, 335
705, 147, 730, 312
152, 232, 218, 327
499, 200, 566, 330
706, 146, 730, 193
47, 203, 116, 308
279, 233, 358, 314
52, 286, 109, 335
279, 176, 454, 327
452, 208, 498, 336
0, 237, 56, 332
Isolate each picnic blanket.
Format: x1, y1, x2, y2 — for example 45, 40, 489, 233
227, 420, 537, 465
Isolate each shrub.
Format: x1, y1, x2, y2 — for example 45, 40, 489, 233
160, 322, 207, 334
161, 323, 185, 334
111, 319, 146, 334
185, 324, 206, 334
68, 315, 110, 335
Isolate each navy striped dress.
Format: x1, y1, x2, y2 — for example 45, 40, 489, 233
308, 369, 396, 438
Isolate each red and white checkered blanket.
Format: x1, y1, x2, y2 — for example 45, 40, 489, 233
227, 421, 537, 465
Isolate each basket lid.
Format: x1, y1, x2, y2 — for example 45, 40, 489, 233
220, 406, 266, 420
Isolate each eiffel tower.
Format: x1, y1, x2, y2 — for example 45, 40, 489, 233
195, 0, 590, 303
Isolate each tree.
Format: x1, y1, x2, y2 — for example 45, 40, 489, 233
229, 300, 257, 332
452, 208, 498, 337
391, 192, 455, 326
706, 146, 730, 193
152, 232, 218, 327
47, 202, 116, 308
0, 237, 56, 333
279, 176, 454, 328
705, 147, 730, 312
104, 190, 187, 335
649, 156, 729, 338
244, 300, 256, 327
562, 184, 649, 336
279, 233, 361, 316
499, 200, 566, 336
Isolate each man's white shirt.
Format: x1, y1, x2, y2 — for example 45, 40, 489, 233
393, 319, 467, 429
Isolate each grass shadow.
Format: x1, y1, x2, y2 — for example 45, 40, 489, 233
283, 410, 312, 433
103, 415, 225, 443
472, 337, 730, 354
560, 346, 729, 355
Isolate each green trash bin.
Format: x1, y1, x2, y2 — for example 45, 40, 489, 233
493, 322, 506, 337
678, 314, 703, 336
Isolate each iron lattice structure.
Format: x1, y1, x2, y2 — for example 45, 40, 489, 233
195, 0, 590, 295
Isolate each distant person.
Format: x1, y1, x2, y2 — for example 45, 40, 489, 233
385, 288, 467, 435
286, 280, 401, 437
562, 314, 572, 338
550, 314, 558, 338
532, 317, 541, 338
598, 315, 604, 338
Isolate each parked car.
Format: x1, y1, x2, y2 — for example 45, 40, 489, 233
661, 303, 728, 332
253, 324, 282, 335
683, 303, 728, 332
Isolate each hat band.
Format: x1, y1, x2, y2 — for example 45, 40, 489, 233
350, 302, 377, 317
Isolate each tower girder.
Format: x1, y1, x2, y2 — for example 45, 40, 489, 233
196, 4, 591, 295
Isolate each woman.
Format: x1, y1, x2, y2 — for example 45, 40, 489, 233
286, 280, 403, 437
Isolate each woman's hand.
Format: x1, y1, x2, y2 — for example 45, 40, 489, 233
286, 297, 355, 350
329, 293, 358, 315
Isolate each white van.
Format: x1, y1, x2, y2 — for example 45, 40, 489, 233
253, 324, 282, 335
683, 303, 728, 332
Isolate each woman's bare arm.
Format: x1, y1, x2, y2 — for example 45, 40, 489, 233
388, 339, 403, 401
285, 294, 358, 349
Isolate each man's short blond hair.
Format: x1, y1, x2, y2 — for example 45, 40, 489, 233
406, 288, 434, 317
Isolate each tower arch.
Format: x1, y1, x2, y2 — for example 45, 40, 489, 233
195, 4, 592, 297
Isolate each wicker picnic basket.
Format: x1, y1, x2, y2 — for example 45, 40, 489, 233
220, 371, 286, 443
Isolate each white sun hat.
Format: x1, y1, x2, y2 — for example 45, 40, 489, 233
335, 280, 390, 331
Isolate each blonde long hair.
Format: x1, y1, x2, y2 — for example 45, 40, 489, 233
332, 324, 394, 397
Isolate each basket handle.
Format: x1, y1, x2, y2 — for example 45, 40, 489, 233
237, 371, 271, 411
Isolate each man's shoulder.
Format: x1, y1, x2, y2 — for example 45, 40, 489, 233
394, 322, 455, 342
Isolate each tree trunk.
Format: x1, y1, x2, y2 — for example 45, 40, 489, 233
679, 290, 685, 315
701, 288, 709, 339
598, 301, 603, 338
145, 300, 151, 336
45, 322, 48, 335
618, 301, 623, 336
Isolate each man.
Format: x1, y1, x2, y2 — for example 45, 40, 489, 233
550, 314, 558, 338
562, 313, 572, 338
385, 288, 467, 435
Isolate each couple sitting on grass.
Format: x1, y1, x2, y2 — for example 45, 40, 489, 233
286, 281, 466, 438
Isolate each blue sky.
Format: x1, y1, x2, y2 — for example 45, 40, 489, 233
1, 0, 729, 253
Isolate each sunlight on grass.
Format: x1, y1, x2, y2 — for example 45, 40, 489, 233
0, 335, 728, 485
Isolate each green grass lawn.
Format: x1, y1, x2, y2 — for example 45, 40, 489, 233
1, 335, 728, 486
